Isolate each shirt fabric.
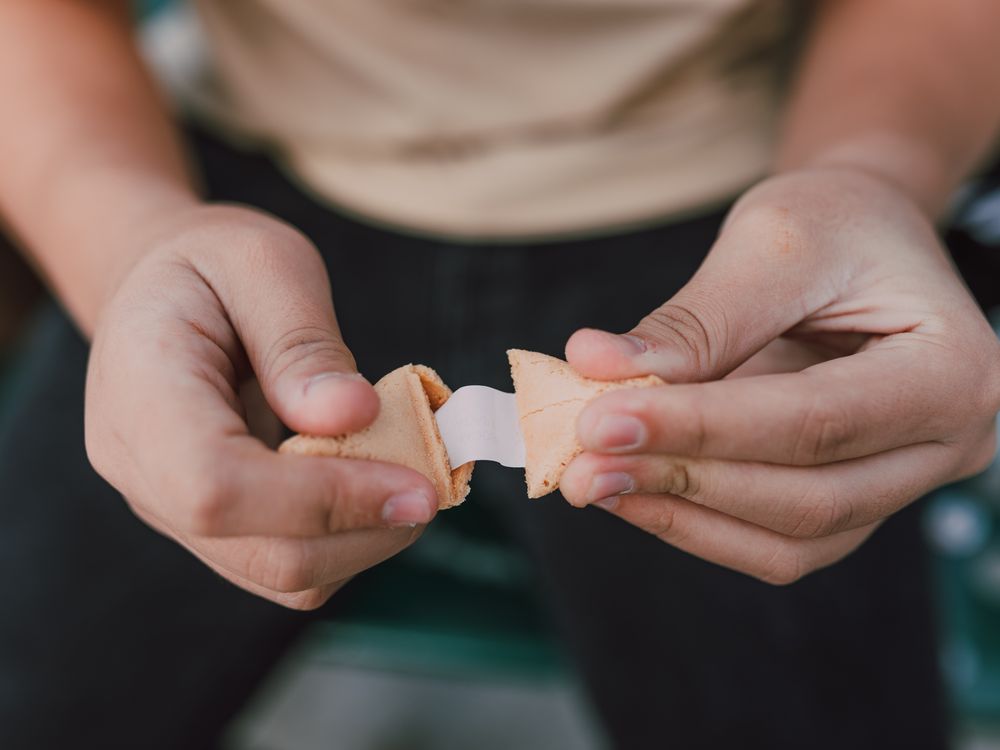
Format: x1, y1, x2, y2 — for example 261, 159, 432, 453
190, 0, 795, 239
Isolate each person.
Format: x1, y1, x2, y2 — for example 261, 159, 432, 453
0, 0, 998, 747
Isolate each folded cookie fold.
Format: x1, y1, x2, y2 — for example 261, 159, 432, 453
508, 349, 665, 498
280, 364, 473, 509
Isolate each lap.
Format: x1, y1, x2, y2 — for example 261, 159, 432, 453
486, 477, 948, 749
0, 307, 310, 750
0, 128, 952, 748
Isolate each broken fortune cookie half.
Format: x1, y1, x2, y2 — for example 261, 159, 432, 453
279, 364, 473, 510
508, 349, 665, 499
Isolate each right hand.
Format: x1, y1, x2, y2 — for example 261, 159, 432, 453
85, 204, 439, 609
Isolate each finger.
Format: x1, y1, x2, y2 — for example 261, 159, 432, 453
132, 502, 416, 606
119, 311, 439, 536
576, 336, 967, 465
196, 526, 421, 594
561, 440, 961, 538
596, 492, 878, 585
130, 504, 346, 610
189, 525, 421, 594
139, 364, 440, 537
169, 434, 442, 537
566, 206, 833, 382
214, 571, 343, 612
189, 210, 378, 436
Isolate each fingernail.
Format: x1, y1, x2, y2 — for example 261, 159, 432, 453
594, 496, 620, 511
591, 414, 646, 451
382, 490, 436, 528
617, 334, 647, 355
304, 372, 367, 396
587, 472, 634, 503
593, 331, 646, 357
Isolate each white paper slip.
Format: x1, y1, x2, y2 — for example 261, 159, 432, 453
434, 386, 526, 469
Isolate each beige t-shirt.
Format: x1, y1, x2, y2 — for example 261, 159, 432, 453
191, 0, 795, 238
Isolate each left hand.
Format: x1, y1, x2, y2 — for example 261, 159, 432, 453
560, 167, 1000, 584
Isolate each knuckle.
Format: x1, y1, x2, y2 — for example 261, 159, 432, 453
786, 482, 853, 539
641, 300, 729, 374
661, 461, 698, 498
218, 211, 317, 268
250, 541, 315, 593
261, 325, 352, 388
320, 476, 365, 533
730, 200, 808, 260
757, 544, 806, 586
792, 394, 856, 465
275, 588, 334, 611
671, 391, 710, 455
184, 472, 235, 536
317, 466, 425, 533
270, 563, 315, 595
647, 504, 681, 541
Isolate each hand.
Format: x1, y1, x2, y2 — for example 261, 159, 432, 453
85, 204, 439, 608
561, 167, 1000, 584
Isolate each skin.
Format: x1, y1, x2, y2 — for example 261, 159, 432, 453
563, 0, 1000, 583
0, 0, 437, 609
0, 0, 998, 605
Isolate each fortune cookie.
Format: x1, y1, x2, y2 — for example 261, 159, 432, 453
280, 364, 473, 509
508, 349, 664, 498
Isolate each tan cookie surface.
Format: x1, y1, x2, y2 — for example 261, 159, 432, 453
508, 349, 664, 498
282, 352, 663, 505
280, 364, 473, 509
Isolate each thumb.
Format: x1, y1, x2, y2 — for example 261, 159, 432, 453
566, 225, 816, 383
251, 317, 379, 437
197, 216, 379, 436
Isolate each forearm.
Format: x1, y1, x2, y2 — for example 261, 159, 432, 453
0, 0, 198, 335
776, 0, 1000, 218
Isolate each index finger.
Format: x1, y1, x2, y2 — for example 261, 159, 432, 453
577, 336, 967, 465
128, 324, 439, 537
172, 437, 441, 538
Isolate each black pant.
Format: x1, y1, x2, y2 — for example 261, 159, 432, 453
0, 130, 949, 750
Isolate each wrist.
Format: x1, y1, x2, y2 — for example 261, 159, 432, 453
44, 177, 201, 336
774, 131, 957, 220
723, 163, 934, 255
